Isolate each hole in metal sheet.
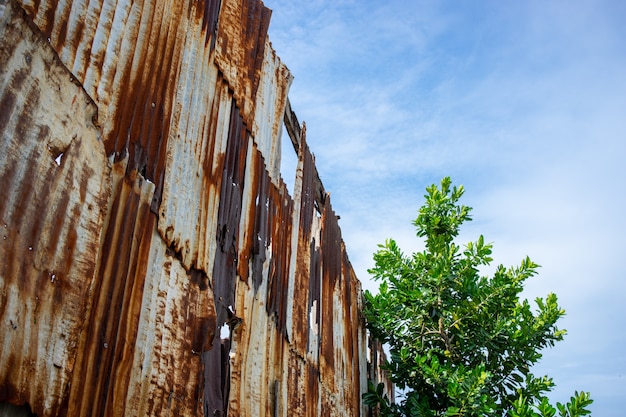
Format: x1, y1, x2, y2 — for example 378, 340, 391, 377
220, 323, 230, 340
309, 300, 318, 335
47, 145, 66, 167
279, 123, 297, 197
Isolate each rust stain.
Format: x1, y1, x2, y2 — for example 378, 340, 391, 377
203, 0, 222, 48
1, 0, 393, 415
0, 2, 110, 415
65, 161, 157, 417
214, 0, 271, 128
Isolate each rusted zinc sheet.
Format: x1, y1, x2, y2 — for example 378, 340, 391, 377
63, 158, 216, 417
368, 336, 395, 406
1, 0, 392, 415
0, 2, 111, 415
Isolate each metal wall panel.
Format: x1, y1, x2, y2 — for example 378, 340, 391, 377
0, 3, 110, 414
0, 0, 392, 415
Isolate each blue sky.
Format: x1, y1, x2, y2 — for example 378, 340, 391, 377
263, 0, 626, 414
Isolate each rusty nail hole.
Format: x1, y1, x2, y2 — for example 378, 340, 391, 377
10, 320, 17, 330
53, 363, 62, 369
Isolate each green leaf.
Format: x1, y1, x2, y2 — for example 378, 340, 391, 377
444, 406, 460, 416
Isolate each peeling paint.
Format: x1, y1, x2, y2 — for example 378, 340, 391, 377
0, 0, 392, 416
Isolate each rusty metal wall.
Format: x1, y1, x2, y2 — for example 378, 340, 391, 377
0, 0, 390, 416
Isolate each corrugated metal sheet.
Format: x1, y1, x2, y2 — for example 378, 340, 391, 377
0, 2, 111, 415
0, 0, 392, 416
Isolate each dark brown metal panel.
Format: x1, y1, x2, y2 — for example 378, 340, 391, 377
283, 98, 301, 154
308, 238, 323, 358
319, 201, 341, 392
298, 132, 317, 236
266, 178, 293, 334
202, 337, 230, 416
203, 0, 222, 49
249, 148, 271, 292
205, 101, 250, 415
0, 2, 110, 415
213, 101, 249, 328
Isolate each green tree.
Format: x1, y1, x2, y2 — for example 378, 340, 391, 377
363, 178, 592, 417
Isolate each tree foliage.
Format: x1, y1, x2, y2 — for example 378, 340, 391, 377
363, 178, 591, 417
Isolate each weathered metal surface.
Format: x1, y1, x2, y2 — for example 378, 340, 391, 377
252, 39, 293, 183
214, 0, 271, 129
0, 2, 111, 415
62, 159, 216, 417
368, 336, 395, 406
0, 0, 392, 415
